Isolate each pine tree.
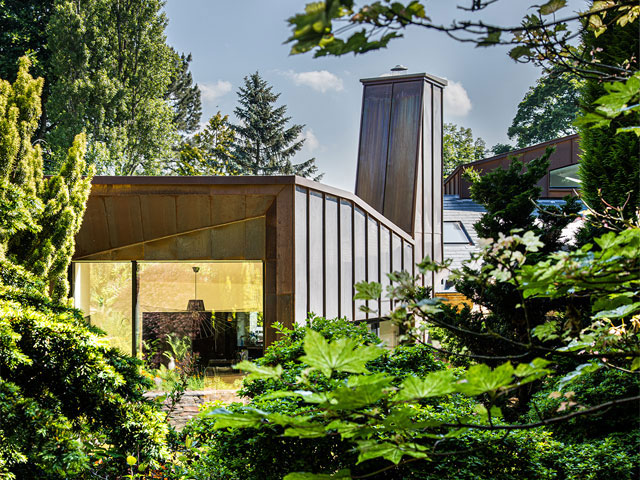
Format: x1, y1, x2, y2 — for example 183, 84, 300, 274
166, 51, 202, 137
170, 112, 236, 175
232, 72, 321, 179
0, 56, 93, 300
578, 22, 639, 223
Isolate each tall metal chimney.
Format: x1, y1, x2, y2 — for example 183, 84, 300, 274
354, 67, 446, 288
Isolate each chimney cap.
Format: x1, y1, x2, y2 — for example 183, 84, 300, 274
390, 64, 408, 73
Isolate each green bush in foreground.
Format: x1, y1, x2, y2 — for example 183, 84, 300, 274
0, 59, 169, 479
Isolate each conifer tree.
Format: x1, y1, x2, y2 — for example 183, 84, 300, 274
578, 22, 639, 223
232, 72, 321, 179
0, 56, 93, 300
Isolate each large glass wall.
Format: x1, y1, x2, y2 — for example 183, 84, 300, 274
73, 261, 263, 365
73, 262, 132, 354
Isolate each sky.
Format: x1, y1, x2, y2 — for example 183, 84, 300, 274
163, 0, 583, 192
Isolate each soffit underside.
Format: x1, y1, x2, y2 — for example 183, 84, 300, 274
75, 183, 280, 259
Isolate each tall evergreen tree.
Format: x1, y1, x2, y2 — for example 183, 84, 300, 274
578, 21, 639, 223
170, 112, 236, 175
0, 57, 92, 299
165, 50, 202, 137
232, 72, 321, 179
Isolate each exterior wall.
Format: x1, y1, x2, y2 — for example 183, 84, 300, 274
444, 134, 580, 199
293, 178, 414, 324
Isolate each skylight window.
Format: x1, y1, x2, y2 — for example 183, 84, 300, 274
444, 221, 472, 244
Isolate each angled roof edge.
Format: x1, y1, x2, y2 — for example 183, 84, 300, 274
443, 133, 580, 186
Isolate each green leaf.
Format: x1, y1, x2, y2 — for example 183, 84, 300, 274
593, 302, 640, 319
233, 360, 283, 381
631, 357, 640, 371
284, 470, 352, 480
558, 362, 602, 389
532, 321, 560, 341
210, 407, 266, 429
126, 456, 137, 466
356, 440, 427, 464
354, 281, 382, 300
539, 0, 567, 15
299, 330, 384, 377
456, 362, 515, 396
396, 370, 457, 400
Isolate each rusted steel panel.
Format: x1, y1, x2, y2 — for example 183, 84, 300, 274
355, 83, 392, 212
104, 196, 144, 249
383, 80, 423, 234
140, 195, 176, 240
76, 196, 110, 257
176, 195, 210, 232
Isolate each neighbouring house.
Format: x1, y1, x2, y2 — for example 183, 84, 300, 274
440, 134, 581, 295
71, 69, 447, 364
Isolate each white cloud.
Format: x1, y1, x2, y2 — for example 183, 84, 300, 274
199, 80, 232, 103
298, 129, 320, 152
286, 70, 344, 93
443, 80, 472, 117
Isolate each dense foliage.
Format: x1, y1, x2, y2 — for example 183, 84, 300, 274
204, 223, 639, 479
507, 68, 583, 148
577, 20, 639, 226
442, 123, 486, 178
0, 59, 169, 479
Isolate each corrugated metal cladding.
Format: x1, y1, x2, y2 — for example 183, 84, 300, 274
355, 72, 446, 291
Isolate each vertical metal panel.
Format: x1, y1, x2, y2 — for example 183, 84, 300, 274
324, 195, 339, 319
294, 186, 308, 323
403, 242, 414, 277
339, 200, 353, 321
367, 215, 379, 316
392, 234, 402, 274
380, 225, 391, 317
354, 206, 367, 320
433, 86, 443, 238
423, 83, 433, 258
355, 84, 393, 213
383, 80, 423, 234
308, 191, 324, 315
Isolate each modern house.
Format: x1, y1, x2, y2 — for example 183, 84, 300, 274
71, 69, 448, 364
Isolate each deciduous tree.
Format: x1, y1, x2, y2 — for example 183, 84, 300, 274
45, 0, 178, 174
443, 122, 486, 178
508, 68, 583, 148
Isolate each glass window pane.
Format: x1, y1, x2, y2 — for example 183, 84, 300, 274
138, 261, 263, 367
549, 164, 580, 188
340, 200, 353, 320
73, 262, 133, 355
295, 187, 308, 323
443, 221, 472, 244
325, 196, 339, 319
308, 191, 324, 316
